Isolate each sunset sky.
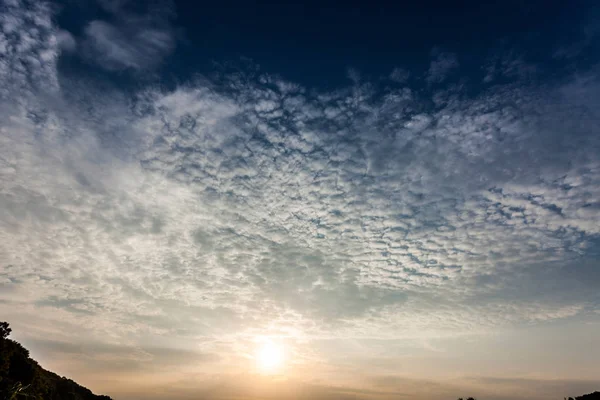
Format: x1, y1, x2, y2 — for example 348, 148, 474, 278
1, 0, 599, 399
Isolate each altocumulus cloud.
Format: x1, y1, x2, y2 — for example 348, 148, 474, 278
0, 0, 600, 397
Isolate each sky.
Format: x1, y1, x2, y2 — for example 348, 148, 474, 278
0, 0, 600, 399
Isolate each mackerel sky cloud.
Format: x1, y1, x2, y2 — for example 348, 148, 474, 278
1, 0, 599, 399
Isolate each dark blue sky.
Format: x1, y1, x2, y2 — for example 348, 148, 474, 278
174, 0, 591, 81
56, 0, 598, 89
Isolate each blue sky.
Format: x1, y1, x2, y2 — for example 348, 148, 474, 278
0, 0, 599, 399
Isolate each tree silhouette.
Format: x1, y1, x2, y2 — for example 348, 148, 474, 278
0, 322, 10, 339
0, 321, 112, 400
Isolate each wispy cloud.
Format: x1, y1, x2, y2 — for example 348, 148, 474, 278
76, 0, 177, 71
389, 67, 410, 83
81, 17, 175, 71
426, 49, 459, 83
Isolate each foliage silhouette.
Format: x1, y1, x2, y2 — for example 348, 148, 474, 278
0, 322, 112, 400
0, 323, 10, 340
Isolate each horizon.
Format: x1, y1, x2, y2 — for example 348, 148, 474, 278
1, 0, 600, 399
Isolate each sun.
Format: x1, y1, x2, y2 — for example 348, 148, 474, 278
256, 340, 285, 373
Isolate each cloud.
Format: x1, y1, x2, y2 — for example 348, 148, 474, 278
100, 374, 417, 400
0, 0, 60, 95
1, 0, 600, 397
81, 16, 175, 71
56, 29, 76, 53
389, 67, 410, 83
483, 51, 537, 83
426, 49, 459, 83
3, 60, 598, 346
77, 1, 178, 72
26, 338, 219, 374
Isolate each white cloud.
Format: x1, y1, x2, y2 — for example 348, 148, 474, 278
4, 67, 595, 342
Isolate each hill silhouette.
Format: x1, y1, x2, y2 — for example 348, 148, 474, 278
0, 322, 112, 400
568, 392, 600, 400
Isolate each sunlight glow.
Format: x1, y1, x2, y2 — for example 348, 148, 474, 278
256, 340, 285, 373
